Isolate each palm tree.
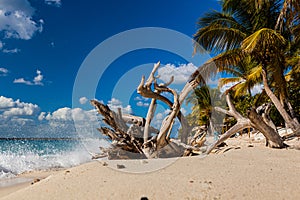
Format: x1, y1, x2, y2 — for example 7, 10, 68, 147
186, 86, 225, 131
218, 55, 262, 97
194, 0, 299, 128
192, 0, 300, 147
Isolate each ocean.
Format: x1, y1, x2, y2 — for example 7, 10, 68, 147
0, 138, 108, 181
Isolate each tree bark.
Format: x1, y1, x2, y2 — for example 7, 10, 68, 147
205, 94, 252, 154
248, 108, 285, 148
137, 62, 191, 144
262, 69, 300, 132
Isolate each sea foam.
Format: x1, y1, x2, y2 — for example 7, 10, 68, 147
0, 138, 108, 180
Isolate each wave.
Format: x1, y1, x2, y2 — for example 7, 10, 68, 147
0, 138, 109, 180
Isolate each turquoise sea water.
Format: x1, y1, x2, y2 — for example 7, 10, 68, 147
0, 138, 106, 180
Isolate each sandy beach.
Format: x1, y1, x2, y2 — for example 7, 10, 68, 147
0, 135, 299, 200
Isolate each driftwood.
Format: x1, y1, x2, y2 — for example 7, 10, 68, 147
205, 94, 252, 154
91, 62, 209, 159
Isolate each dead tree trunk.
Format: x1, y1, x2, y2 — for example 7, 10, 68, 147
91, 62, 207, 159
205, 94, 287, 154
137, 62, 191, 144
205, 94, 252, 154
248, 108, 285, 148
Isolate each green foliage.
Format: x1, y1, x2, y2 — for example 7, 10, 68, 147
193, 0, 300, 128
186, 86, 225, 127
287, 72, 300, 121
231, 94, 255, 117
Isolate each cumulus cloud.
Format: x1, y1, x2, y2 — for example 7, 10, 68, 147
33, 70, 43, 85
0, 68, 9, 76
157, 63, 197, 84
136, 101, 150, 107
0, 0, 43, 40
40, 107, 97, 122
0, 96, 40, 119
79, 97, 88, 105
0, 96, 16, 109
45, 0, 62, 7
38, 107, 99, 135
14, 69, 44, 86
107, 98, 132, 114
0, 95, 102, 138
134, 96, 150, 107
3, 104, 39, 117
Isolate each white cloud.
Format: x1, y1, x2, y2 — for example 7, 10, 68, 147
0, 96, 15, 109
3, 104, 39, 117
134, 96, 150, 107
13, 69, 44, 86
39, 107, 99, 133
107, 98, 132, 114
79, 97, 88, 105
0, 68, 8, 76
0, 95, 102, 138
220, 82, 238, 93
220, 81, 263, 96
151, 112, 165, 128
13, 78, 32, 85
0, 96, 40, 118
46, 107, 73, 121
251, 84, 263, 96
45, 0, 62, 7
10, 117, 34, 126
2, 48, 20, 53
136, 101, 150, 107
33, 70, 43, 85
134, 96, 142, 101
0, 0, 43, 40
41, 107, 97, 122
38, 111, 46, 121
0, 41, 3, 49
157, 63, 197, 84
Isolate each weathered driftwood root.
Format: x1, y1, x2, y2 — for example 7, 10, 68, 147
137, 62, 191, 144
91, 100, 146, 159
91, 99, 196, 159
90, 61, 211, 159
205, 93, 288, 154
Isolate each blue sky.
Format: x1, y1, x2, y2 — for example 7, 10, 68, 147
0, 0, 221, 138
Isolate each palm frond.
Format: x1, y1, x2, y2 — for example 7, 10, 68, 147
190, 49, 245, 83
241, 28, 286, 53
247, 64, 262, 82
194, 25, 247, 54
232, 82, 249, 97
218, 77, 243, 89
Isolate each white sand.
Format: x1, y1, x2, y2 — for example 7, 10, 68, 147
1, 135, 300, 200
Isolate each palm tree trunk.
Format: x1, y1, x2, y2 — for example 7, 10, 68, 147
262, 69, 300, 131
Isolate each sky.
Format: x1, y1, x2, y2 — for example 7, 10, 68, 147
0, 0, 222, 138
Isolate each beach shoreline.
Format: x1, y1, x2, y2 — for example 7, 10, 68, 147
0, 134, 299, 200
0, 169, 63, 198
